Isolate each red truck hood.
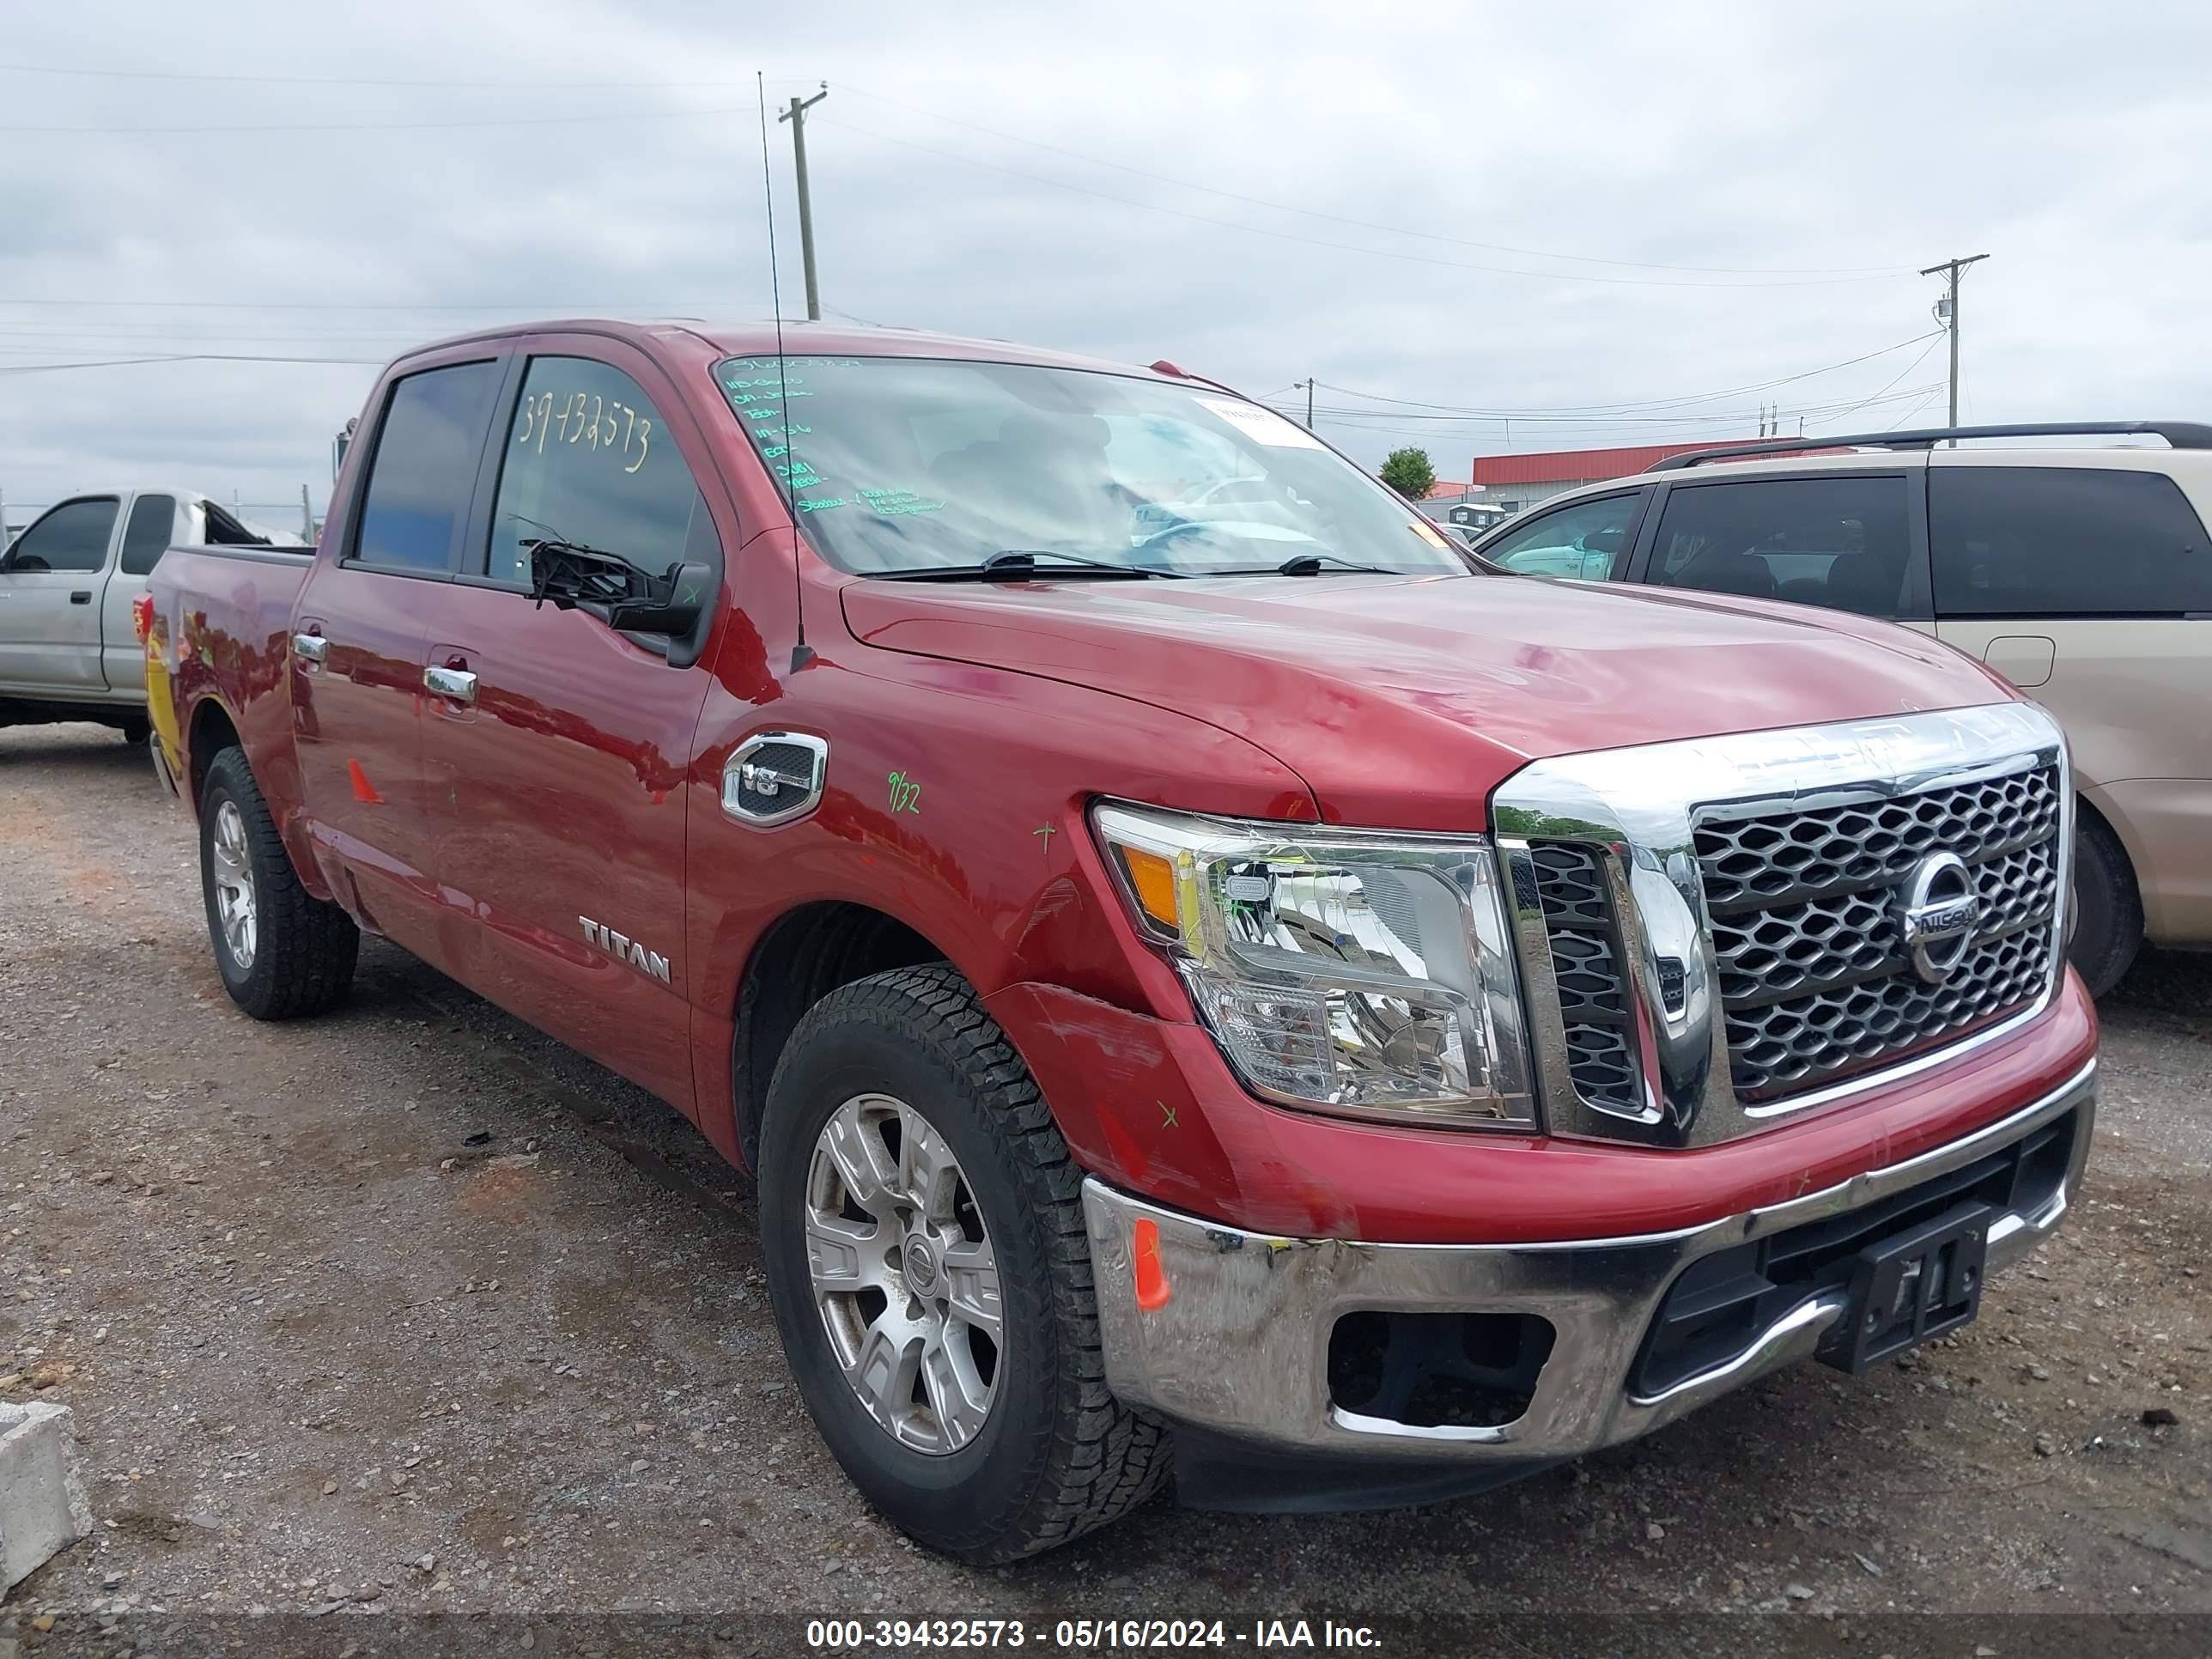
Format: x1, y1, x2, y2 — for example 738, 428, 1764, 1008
839, 572, 2013, 830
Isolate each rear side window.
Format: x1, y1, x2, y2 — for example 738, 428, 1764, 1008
483, 356, 720, 586
201, 502, 276, 548
1650, 476, 1912, 617
1929, 465, 2212, 617
118, 494, 176, 576
8, 497, 118, 573
352, 361, 502, 572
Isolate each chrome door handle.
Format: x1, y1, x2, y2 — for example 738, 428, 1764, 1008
423, 665, 477, 703
291, 632, 327, 663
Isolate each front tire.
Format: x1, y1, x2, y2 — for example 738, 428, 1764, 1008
759, 965, 1169, 1561
198, 746, 359, 1019
2069, 812, 2142, 999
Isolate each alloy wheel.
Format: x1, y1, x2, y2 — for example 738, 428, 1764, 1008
210, 799, 258, 971
804, 1092, 1004, 1455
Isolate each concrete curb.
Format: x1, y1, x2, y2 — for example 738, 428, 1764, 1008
1, 1400, 94, 1589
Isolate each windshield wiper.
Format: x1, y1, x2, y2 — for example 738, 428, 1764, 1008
1189, 551, 1402, 577
1273, 552, 1395, 576
875, 549, 1182, 582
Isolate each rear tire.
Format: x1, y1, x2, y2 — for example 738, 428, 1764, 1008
2069, 811, 2142, 999
758, 964, 1169, 1561
198, 746, 359, 1019
118, 715, 150, 746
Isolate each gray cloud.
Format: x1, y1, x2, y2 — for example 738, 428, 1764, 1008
3, 0, 2209, 514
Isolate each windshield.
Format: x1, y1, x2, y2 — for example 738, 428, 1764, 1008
714, 355, 1469, 578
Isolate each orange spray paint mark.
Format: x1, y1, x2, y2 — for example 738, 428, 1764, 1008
1132, 1218, 1171, 1311
348, 759, 385, 805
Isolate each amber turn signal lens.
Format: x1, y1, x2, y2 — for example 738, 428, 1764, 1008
1116, 846, 1181, 933
1132, 1218, 1171, 1310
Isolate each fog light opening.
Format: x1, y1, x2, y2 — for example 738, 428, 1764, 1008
1327, 1310, 1555, 1430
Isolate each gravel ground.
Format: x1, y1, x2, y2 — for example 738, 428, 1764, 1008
2, 722, 2207, 1653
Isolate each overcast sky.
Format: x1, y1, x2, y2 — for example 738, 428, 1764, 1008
3, 0, 2209, 519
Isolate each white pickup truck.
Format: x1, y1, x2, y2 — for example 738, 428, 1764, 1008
0, 488, 303, 742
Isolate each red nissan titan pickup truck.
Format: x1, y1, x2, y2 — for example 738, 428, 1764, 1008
145, 319, 2097, 1561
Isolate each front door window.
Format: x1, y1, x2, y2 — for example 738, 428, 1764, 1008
1480, 495, 1641, 580
7, 498, 118, 573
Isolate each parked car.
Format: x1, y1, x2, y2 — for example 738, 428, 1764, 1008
1462, 422, 2212, 995
1440, 499, 1510, 536
147, 323, 2096, 1561
0, 489, 302, 743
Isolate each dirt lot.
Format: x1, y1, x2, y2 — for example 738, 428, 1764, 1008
3, 722, 2207, 1654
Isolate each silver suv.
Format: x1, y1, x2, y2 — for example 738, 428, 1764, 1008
1468, 422, 2212, 995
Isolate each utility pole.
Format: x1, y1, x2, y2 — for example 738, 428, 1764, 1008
1296, 379, 1315, 429
1920, 252, 1990, 437
778, 83, 830, 322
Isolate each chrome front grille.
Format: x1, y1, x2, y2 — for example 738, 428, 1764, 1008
1696, 766, 2063, 1102
1527, 843, 1638, 1115
1492, 703, 2071, 1148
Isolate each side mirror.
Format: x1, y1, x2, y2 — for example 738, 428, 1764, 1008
606, 561, 713, 636
525, 537, 711, 641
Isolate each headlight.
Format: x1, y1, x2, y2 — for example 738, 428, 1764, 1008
1092, 802, 1535, 1128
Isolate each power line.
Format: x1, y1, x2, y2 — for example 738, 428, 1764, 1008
817, 116, 1911, 291
0, 352, 381, 374
1308, 332, 1943, 420
0, 58, 753, 88
0, 102, 748, 134
0, 298, 709, 311
1271, 381, 1948, 443
0, 356, 194, 375
1288, 380, 1948, 428
1809, 335, 1946, 427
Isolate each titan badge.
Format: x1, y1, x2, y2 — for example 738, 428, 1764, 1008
578, 915, 672, 985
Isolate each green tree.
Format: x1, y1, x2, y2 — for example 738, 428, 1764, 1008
1379, 446, 1437, 501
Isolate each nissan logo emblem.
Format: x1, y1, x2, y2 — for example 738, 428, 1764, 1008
1894, 851, 1981, 983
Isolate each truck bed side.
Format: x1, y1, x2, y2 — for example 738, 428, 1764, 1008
146, 544, 320, 886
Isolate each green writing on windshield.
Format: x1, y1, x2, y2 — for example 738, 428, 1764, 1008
722, 356, 862, 374
859, 489, 945, 517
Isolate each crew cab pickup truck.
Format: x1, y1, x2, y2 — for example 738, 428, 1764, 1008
147, 320, 2097, 1561
0, 489, 301, 742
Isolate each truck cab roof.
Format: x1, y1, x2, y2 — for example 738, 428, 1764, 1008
396, 317, 1183, 386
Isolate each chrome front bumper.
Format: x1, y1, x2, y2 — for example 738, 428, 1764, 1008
1083, 1060, 2094, 1467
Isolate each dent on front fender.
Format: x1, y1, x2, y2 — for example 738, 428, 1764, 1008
986, 981, 1364, 1237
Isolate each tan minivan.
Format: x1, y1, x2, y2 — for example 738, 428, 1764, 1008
1468, 422, 2212, 995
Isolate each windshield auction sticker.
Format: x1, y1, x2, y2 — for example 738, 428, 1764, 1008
1194, 397, 1328, 449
